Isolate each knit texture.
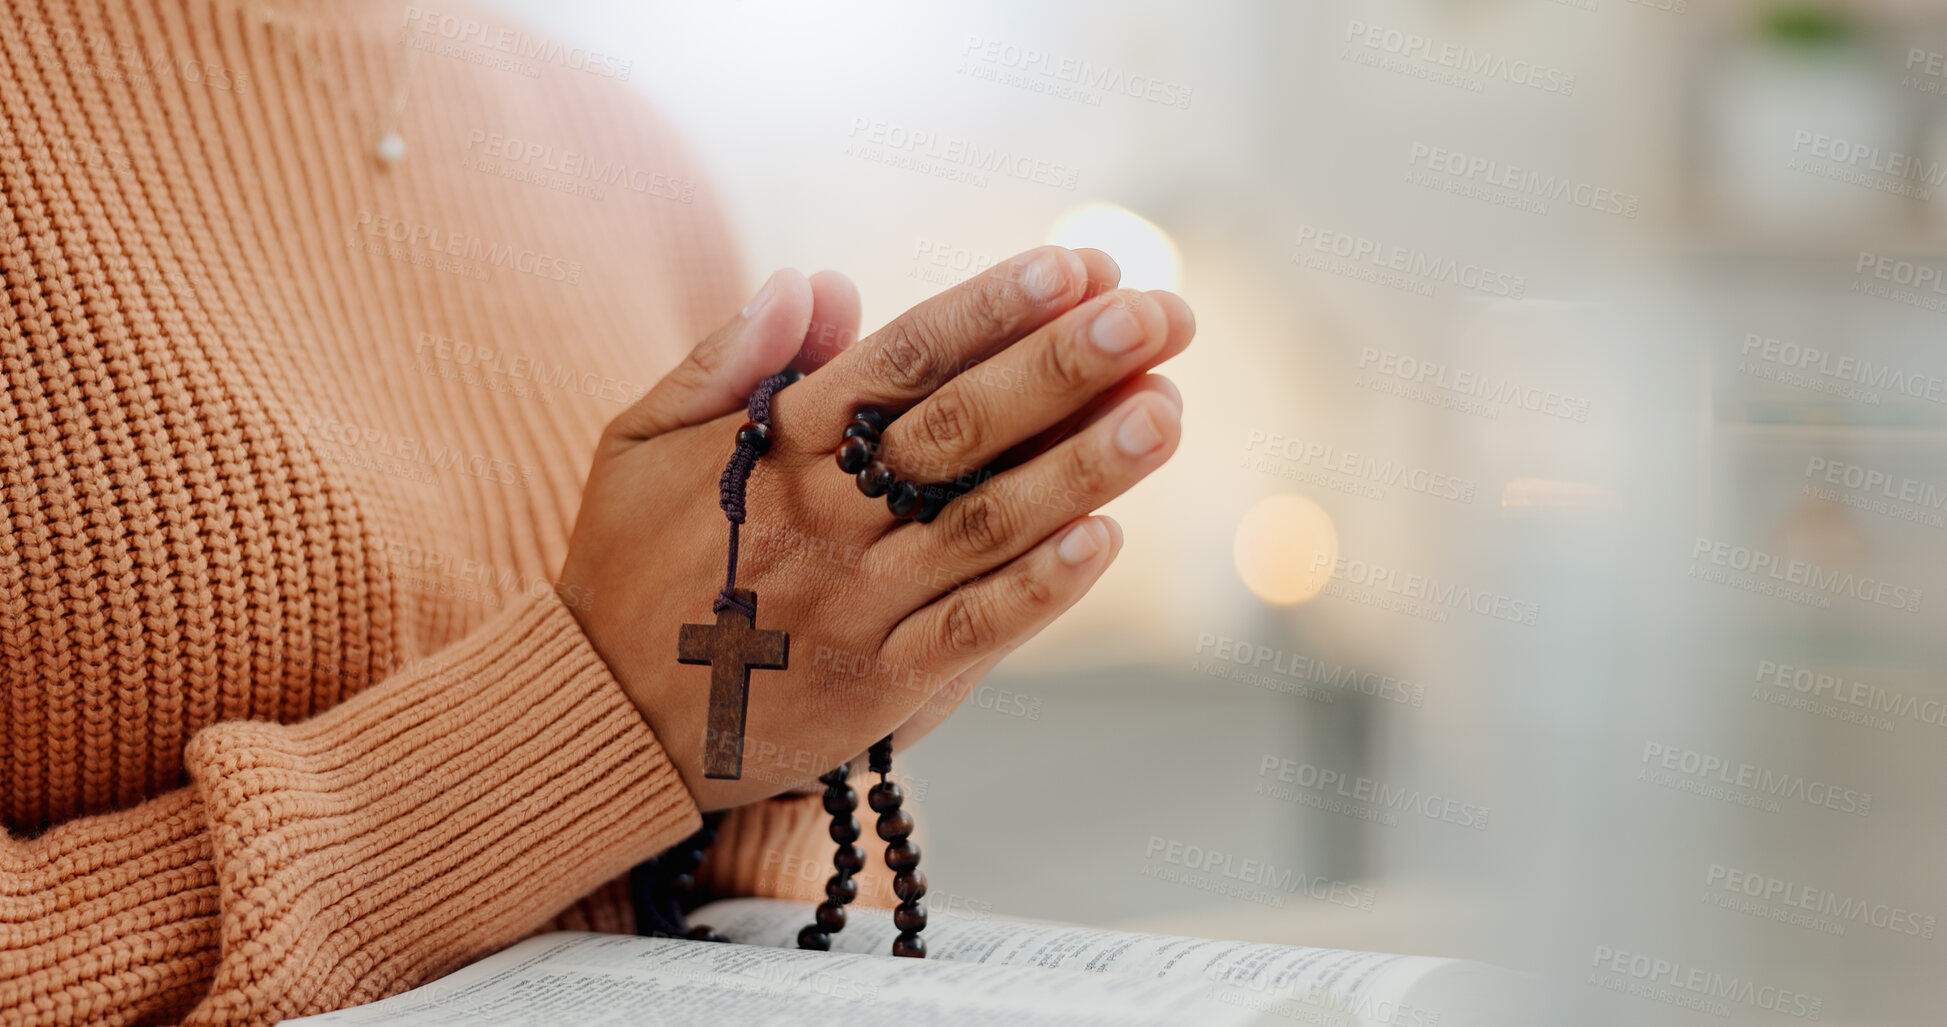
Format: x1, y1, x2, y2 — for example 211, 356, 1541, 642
0, 0, 879, 1022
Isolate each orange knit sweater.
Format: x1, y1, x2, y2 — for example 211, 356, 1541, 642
0, 1, 867, 1023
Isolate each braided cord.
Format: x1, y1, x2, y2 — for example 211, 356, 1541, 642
712, 370, 796, 618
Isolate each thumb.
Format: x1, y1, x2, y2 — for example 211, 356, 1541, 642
607, 268, 814, 443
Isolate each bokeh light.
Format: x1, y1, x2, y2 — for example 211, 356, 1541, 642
1232, 493, 1337, 605
1046, 203, 1182, 292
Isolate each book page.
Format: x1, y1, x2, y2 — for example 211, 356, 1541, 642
698, 897, 1481, 1027
281, 931, 1273, 1027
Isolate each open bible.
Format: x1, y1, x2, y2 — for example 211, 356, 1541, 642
286, 898, 1529, 1026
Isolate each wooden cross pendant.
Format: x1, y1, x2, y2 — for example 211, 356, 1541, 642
677, 588, 789, 780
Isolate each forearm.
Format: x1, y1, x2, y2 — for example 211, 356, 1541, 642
3, 591, 701, 1026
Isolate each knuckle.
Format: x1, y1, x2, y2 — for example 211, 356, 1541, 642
938, 590, 993, 657
1039, 332, 1092, 394
1065, 441, 1110, 504
946, 491, 1009, 556
915, 388, 979, 467
688, 336, 731, 378
961, 274, 1014, 341
1013, 565, 1057, 613
872, 322, 941, 393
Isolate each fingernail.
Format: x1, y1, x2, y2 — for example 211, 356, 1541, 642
1089, 301, 1145, 354
1057, 519, 1105, 566
741, 273, 778, 319
1115, 399, 1169, 456
1020, 251, 1069, 303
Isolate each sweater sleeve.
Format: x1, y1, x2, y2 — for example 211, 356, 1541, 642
0, 590, 701, 1027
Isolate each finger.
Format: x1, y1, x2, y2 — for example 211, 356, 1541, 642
1000, 371, 1183, 473
1154, 287, 1196, 350
1001, 290, 1195, 467
796, 270, 861, 375
880, 516, 1123, 704
777, 246, 1088, 447
891, 516, 1123, 750
870, 389, 1180, 604
1074, 248, 1120, 299
873, 288, 1172, 484
606, 268, 814, 445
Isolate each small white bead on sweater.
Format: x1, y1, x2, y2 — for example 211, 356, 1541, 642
376, 131, 407, 167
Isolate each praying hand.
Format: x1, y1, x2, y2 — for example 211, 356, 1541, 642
559, 247, 1195, 812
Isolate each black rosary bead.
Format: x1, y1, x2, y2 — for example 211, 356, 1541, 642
885, 841, 921, 874
800, 736, 925, 958
802, 763, 869, 953
834, 405, 987, 530
857, 462, 895, 497
632, 812, 730, 942
822, 785, 858, 816
914, 485, 950, 524
886, 480, 921, 518
836, 436, 873, 474
875, 808, 915, 842
735, 420, 771, 454
867, 781, 903, 813
829, 814, 861, 844
662, 845, 705, 877
868, 733, 926, 958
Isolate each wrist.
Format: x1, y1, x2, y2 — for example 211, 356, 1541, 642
552, 578, 710, 797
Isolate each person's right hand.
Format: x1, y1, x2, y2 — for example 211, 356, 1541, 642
558, 246, 1195, 811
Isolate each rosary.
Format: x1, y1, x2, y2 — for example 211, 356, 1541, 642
631, 369, 978, 958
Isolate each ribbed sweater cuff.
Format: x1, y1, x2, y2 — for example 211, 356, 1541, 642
182, 591, 701, 1024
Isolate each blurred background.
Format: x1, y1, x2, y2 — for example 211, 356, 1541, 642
484, 0, 1946, 1022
